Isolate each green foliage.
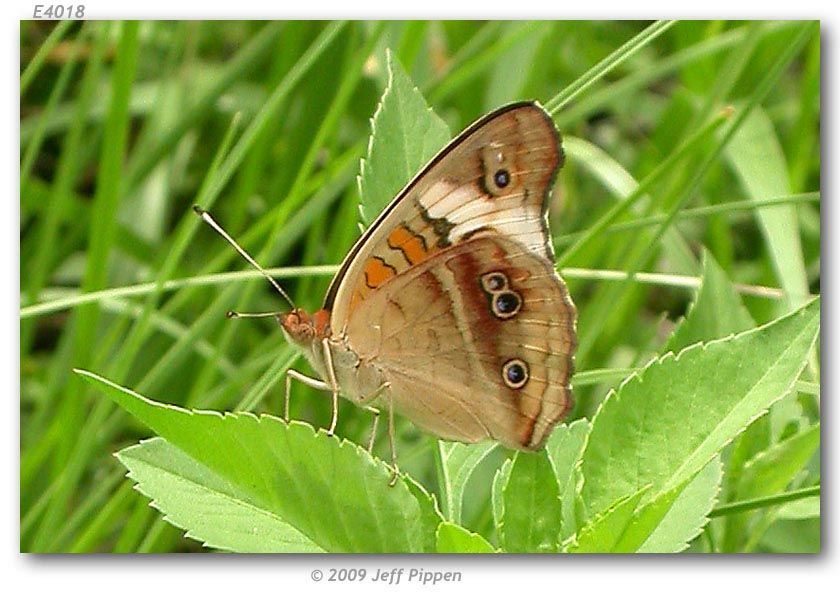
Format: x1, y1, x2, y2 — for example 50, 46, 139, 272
666, 251, 755, 353
81, 370, 441, 552
358, 50, 451, 226
580, 297, 819, 517
436, 522, 496, 553
500, 451, 562, 552
21, 20, 820, 553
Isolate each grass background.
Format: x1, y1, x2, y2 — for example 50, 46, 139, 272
20, 20, 820, 552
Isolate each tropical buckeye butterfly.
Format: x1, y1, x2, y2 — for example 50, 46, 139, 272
196, 101, 577, 483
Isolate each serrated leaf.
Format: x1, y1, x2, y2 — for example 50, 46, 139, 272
437, 440, 497, 523
79, 370, 442, 553
435, 522, 496, 553
665, 250, 764, 549
666, 249, 755, 353
118, 438, 325, 552
580, 297, 820, 518
635, 456, 722, 553
545, 418, 589, 539
564, 487, 647, 553
501, 450, 561, 553
358, 49, 451, 226
725, 106, 809, 308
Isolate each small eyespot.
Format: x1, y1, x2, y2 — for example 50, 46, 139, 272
481, 271, 508, 292
494, 169, 510, 188
494, 291, 521, 318
502, 359, 529, 389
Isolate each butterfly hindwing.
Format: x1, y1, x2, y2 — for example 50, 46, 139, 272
344, 235, 576, 450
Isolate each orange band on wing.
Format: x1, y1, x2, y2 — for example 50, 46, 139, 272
387, 225, 429, 265
364, 256, 397, 289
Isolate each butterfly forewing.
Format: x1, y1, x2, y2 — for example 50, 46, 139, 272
326, 102, 563, 332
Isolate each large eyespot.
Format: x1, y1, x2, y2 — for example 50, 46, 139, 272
494, 169, 510, 188
481, 271, 508, 293
493, 291, 522, 319
502, 358, 529, 389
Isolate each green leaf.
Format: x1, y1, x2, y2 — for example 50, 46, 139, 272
666, 249, 765, 544
491, 458, 512, 533
580, 297, 820, 518
725, 106, 809, 308
500, 450, 562, 552
564, 487, 647, 553
775, 497, 820, 521
545, 419, 589, 540
437, 440, 497, 523
78, 370, 441, 552
666, 250, 755, 353
635, 457, 722, 553
722, 424, 820, 551
358, 49, 451, 226
118, 438, 325, 552
737, 423, 820, 501
435, 522, 496, 553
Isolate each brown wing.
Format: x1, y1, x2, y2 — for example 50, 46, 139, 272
344, 235, 577, 451
325, 101, 563, 333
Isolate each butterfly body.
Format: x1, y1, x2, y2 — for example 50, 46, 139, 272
278, 101, 577, 453
281, 308, 386, 408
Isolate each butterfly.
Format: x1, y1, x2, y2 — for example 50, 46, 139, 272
197, 101, 577, 482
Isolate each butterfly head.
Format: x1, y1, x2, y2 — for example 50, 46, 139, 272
278, 308, 332, 346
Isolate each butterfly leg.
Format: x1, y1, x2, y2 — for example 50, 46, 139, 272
284, 369, 332, 422
365, 407, 380, 453
357, 382, 390, 453
321, 338, 340, 436
387, 397, 400, 487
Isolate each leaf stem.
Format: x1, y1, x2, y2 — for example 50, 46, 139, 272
545, 20, 676, 114
22, 263, 796, 321
708, 485, 820, 518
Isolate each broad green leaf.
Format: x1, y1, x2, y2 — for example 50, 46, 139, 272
635, 457, 722, 553
666, 250, 755, 353
118, 438, 324, 552
564, 488, 647, 553
580, 297, 820, 517
435, 522, 496, 553
358, 49, 451, 226
79, 370, 442, 552
665, 249, 767, 546
545, 418, 589, 539
500, 450, 562, 552
725, 106, 809, 309
437, 440, 497, 523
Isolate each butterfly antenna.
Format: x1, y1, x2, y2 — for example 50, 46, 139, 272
193, 205, 296, 309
